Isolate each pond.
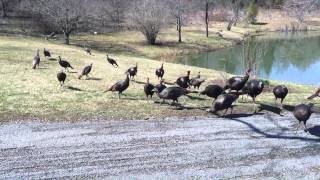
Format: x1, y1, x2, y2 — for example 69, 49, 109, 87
174, 32, 320, 85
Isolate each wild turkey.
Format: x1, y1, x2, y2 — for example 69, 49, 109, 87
126, 63, 138, 80
176, 70, 191, 88
105, 74, 130, 99
190, 71, 205, 89
32, 49, 40, 69
43, 48, 51, 59
155, 63, 165, 79
294, 104, 313, 131
45, 32, 56, 40
49, 32, 56, 37
58, 56, 74, 72
155, 79, 167, 94
156, 86, 189, 104
273, 85, 288, 108
201, 85, 224, 100
84, 47, 91, 55
224, 68, 252, 92
57, 70, 66, 86
106, 54, 118, 67
78, 63, 93, 79
212, 93, 239, 116
307, 88, 320, 100
244, 79, 264, 112
144, 78, 155, 99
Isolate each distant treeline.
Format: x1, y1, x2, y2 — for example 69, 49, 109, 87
0, 0, 318, 45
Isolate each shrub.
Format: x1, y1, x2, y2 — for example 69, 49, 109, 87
246, 2, 258, 24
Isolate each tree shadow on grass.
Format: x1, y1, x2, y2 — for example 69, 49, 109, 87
86, 77, 103, 81
184, 95, 205, 101
71, 40, 146, 58
65, 86, 82, 91
107, 94, 141, 101
48, 58, 57, 61
251, 22, 268, 25
153, 100, 211, 111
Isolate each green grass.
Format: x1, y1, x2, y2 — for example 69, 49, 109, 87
71, 27, 234, 60
0, 29, 319, 121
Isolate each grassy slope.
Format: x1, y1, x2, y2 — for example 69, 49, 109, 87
0, 27, 319, 121
72, 27, 235, 60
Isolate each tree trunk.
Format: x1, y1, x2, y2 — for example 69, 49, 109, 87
64, 32, 70, 45
176, 18, 179, 31
178, 17, 182, 42
177, 0, 182, 42
1, 0, 7, 17
116, 7, 120, 30
227, 20, 233, 31
148, 37, 156, 45
146, 33, 157, 45
205, 0, 209, 37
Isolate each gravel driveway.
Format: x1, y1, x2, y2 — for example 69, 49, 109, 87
1, 113, 320, 179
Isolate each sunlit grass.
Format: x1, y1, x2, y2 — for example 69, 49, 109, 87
0, 31, 318, 121
72, 27, 234, 60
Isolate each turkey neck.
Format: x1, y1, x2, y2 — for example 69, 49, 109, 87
310, 105, 319, 113
124, 75, 130, 85
241, 73, 250, 84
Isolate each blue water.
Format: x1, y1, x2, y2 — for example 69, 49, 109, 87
174, 32, 320, 85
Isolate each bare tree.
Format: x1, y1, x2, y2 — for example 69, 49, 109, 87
0, 0, 28, 18
283, 0, 319, 22
92, 0, 128, 30
205, 0, 210, 37
128, 0, 169, 45
199, 0, 215, 37
174, 0, 183, 42
28, 0, 86, 45
107, 0, 122, 30
227, 0, 241, 31
168, 0, 193, 42
246, 0, 258, 24
0, 0, 8, 17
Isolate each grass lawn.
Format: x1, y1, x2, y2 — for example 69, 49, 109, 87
71, 27, 235, 60
0, 28, 319, 121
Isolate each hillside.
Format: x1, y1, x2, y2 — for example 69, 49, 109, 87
0, 35, 318, 121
